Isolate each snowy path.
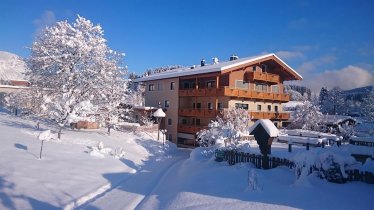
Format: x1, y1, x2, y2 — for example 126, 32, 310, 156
78, 149, 191, 210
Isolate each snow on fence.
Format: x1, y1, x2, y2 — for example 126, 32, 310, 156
215, 150, 374, 184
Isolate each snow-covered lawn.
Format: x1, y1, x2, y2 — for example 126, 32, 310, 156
1, 111, 373, 210
0, 111, 179, 209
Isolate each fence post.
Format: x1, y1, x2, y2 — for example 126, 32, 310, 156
288, 144, 292, 152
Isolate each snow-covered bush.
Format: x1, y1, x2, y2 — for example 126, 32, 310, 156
197, 108, 250, 150
288, 100, 322, 131
293, 150, 357, 183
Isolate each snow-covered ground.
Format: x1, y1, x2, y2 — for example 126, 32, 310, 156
0, 111, 373, 210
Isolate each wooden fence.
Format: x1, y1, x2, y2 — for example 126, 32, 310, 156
216, 150, 374, 184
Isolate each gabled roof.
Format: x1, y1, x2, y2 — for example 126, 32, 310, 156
248, 119, 279, 137
134, 53, 302, 82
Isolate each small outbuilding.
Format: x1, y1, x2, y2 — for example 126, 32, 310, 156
248, 119, 279, 156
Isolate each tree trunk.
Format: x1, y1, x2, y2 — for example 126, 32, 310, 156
39, 140, 44, 159
58, 127, 62, 139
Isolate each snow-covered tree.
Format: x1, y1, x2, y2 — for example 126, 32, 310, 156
197, 108, 250, 148
361, 90, 374, 122
27, 15, 126, 138
288, 100, 322, 131
320, 87, 345, 115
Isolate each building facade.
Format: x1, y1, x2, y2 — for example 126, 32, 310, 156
135, 53, 302, 147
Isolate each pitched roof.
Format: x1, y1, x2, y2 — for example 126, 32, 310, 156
134, 53, 302, 82
248, 119, 279, 137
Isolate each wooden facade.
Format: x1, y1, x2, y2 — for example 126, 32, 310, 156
136, 54, 302, 147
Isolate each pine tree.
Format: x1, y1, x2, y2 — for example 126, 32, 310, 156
362, 90, 374, 122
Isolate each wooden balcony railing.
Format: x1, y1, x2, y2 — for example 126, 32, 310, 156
218, 87, 290, 102
245, 71, 280, 83
250, 111, 290, 120
178, 124, 208, 134
179, 108, 220, 118
180, 87, 289, 102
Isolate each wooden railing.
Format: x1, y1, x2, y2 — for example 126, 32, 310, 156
250, 111, 290, 120
180, 87, 289, 102
178, 124, 208, 134
178, 108, 221, 117
245, 71, 280, 83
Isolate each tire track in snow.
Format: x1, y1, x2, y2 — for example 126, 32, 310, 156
73, 149, 190, 210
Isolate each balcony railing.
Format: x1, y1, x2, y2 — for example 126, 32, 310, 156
179, 108, 221, 118
179, 87, 289, 102
178, 124, 208, 134
250, 111, 290, 120
245, 71, 280, 83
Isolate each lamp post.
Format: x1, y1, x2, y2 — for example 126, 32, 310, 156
153, 103, 166, 141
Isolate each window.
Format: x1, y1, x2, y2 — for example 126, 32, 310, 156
274, 105, 278, 112
182, 119, 187, 125
168, 118, 172, 125
207, 102, 213, 110
196, 119, 201, 126
170, 82, 175, 90
257, 105, 262, 111
192, 103, 196, 109
267, 105, 271, 111
206, 81, 215, 88
235, 80, 249, 89
164, 100, 170, 107
252, 65, 256, 72
235, 103, 248, 110
271, 85, 279, 93
168, 134, 172, 141
157, 83, 162, 91
261, 64, 267, 72
148, 84, 155, 91
217, 103, 223, 109
196, 103, 201, 109
255, 83, 267, 92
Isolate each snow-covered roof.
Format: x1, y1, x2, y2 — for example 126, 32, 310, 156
248, 119, 279, 137
153, 108, 166, 118
134, 53, 302, 82
282, 101, 304, 109
322, 115, 357, 124
0, 51, 28, 81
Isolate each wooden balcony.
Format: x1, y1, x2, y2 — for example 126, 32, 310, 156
179, 87, 290, 102
179, 108, 219, 118
178, 124, 208, 134
245, 71, 280, 83
250, 111, 290, 120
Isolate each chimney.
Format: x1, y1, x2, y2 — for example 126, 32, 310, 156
230, 54, 239, 61
212, 57, 219, 64
201, 59, 206, 67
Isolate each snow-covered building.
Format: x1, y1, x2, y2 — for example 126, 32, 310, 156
0, 51, 29, 105
134, 53, 302, 147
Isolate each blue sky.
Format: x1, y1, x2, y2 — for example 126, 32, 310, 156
1, 0, 374, 91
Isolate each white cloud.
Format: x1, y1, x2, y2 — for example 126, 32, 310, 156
33, 10, 57, 35
275, 51, 304, 60
302, 65, 374, 93
297, 55, 335, 76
